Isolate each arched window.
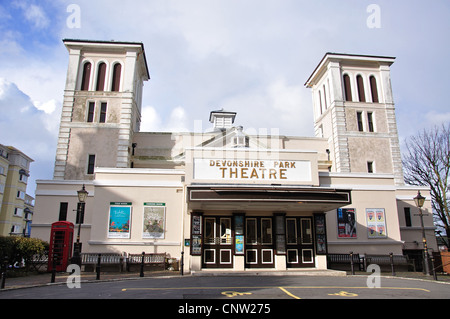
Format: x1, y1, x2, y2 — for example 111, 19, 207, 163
96, 62, 107, 91
370, 76, 379, 103
111, 63, 122, 92
356, 75, 366, 102
343, 74, 352, 102
80, 62, 91, 91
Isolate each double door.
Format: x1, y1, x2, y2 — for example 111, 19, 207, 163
203, 217, 233, 268
286, 217, 315, 268
202, 216, 275, 268
245, 217, 274, 268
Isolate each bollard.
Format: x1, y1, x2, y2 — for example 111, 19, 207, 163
51, 255, 57, 283
389, 252, 396, 276
0, 271, 5, 289
430, 256, 438, 281
350, 252, 355, 275
1, 256, 7, 289
180, 251, 184, 276
96, 253, 101, 280
140, 251, 145, 277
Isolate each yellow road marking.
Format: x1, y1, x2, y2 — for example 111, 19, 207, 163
279, 287, 301, 299
287, 286, 430, 293
328, 291, 358, 297
222, 291, 253, 298
121, 285, 430, 295
122, 286, 272, 292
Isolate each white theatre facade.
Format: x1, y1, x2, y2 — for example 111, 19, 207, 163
31, 39, 437, 272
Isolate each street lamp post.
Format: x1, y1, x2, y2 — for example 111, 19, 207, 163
413, 191, 431, 275
71, 184, 88, 267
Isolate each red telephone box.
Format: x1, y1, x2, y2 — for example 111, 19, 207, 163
48, 221, 74, 272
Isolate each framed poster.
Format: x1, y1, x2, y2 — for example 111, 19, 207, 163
108, 202, 132, 238
337, 208, 357, 238
191, 213, 202, 256
191, 235, 202, 255
366, 208, 387, 238
143, 202, 166, 239
234, 214, 245, 255
235, 235, 244, 254
314, 214, 327, 255
192, 215, 202, 235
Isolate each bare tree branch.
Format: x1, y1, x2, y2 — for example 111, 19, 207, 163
402, 123, 450, 248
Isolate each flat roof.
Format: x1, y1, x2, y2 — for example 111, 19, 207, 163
305, 52, 396, 87
62, 39, 150, 80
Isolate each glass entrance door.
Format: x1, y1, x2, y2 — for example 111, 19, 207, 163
286, 217, 315, 268
202, 217, 233, 268
245, 217, 275, 268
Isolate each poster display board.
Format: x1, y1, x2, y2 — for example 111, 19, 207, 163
108, 202, 132, 238
143, 202, 166, 239
234, 215, 244, 255
337, 208, 357, 238
191, 214, 202, 255
314, 214, 327, 255
366, 208, 387, 238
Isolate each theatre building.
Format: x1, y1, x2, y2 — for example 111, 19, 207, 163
31, 39, 437, 273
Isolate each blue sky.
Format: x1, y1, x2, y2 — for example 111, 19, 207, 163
1, 0, 449, 196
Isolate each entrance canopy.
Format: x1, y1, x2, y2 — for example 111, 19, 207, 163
188, 185, 351, 212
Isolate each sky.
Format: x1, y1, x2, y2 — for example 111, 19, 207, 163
0, 0, 449, 196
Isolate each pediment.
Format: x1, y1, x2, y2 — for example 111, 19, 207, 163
200, 126, 268, 149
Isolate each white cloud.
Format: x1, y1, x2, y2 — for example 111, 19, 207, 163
0, 78, 60, 193
424, 111, 450, 127
0, 31, 24, 56
268, 79, 314, 136
140, 106, 189, 132
34, 99, 57, 114
166, 106, 189, 132
13, 1, 50, 29
25, 4, 49, 29
220, 78, 314, 136
140, 106, 162, 132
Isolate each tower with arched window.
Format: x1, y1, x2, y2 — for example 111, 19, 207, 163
53, 39, 150, 180
305, 53, 404, 186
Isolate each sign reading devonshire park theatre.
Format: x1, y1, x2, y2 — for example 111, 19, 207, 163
193, 158, 312, 182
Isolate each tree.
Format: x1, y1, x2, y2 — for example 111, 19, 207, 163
402, 123, 450, 248
0, 237, 48, 272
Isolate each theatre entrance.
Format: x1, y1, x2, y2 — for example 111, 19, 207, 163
201, 215, 276, 269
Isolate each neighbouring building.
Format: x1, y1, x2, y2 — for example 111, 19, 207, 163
0, 144, 34, 237
31, 39, 437, 273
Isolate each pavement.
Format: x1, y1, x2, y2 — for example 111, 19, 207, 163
1, 270, 179, 290
1, 269, 449, 291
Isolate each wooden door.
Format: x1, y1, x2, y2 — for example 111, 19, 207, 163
286, 217, 315, 268
245, 217, 275, 268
